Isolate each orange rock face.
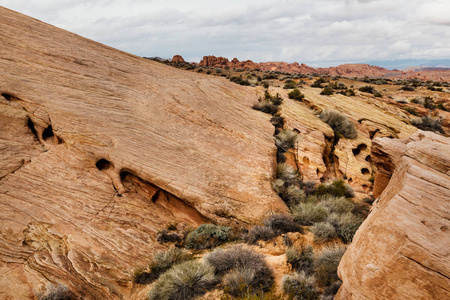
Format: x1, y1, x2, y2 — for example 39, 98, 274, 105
171, 54, 185, 63
337, 130, 450, 299
0, 7, 287, 299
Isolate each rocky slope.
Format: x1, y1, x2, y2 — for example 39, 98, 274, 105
0, 7, 287, 299
337, 130, 450, 299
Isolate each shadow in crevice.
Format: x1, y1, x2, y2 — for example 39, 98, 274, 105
120, 171, 208, 225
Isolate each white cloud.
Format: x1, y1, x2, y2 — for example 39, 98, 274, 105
2, 0, 449, 67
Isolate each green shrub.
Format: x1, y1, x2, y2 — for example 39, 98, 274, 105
185, 224, 232, 250
282, 271, 319, 300
38, 284, 79, 300
319, 110, 358, 139
403, 106, 418, 116
205, 245, 274, 297
334, 212, 363, 243
313, 246, 346, 287
286, 245, 314, 274
320, 195, 354, 214
311, 77, 328, 88
263, 214, 301, 234
274, 130, 299, 152
245, 225, 275, 244
316, 179, 355, 198
284, 79, 297, 89
147, 261, 216, 300
311, 222, 337, 242
320, 86, 334, 95
272, 181, 306, 208
288, 88, 305, 100
358, 85, 382, 97
276, 163, 300, 184
134, 248, 192, 284
423, 97, 435, 109
411, 116, 444, 134
252, 101, 279, 115
292, 203, 329, 225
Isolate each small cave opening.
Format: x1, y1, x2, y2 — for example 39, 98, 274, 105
365, 155, 371, 162
361, 168, 370, 175
27, 118, 39, 140
369, 129, 380, 139
348, 178, 353, 183
352, 143, 368, 156
1, 93, 15, 101
42, 125, 54, 141
96, 159, 112, 171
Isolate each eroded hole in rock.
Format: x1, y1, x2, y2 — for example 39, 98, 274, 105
369, 129, 379, 139
96, 159, 112, 171
361, 168, 370, 175
365, 155, 371, 162
352, 143, 368, 156
120, 170, 208, 225
348, 178, 353, 183
1, 92, 16, 101
27, 118, 39, 140
42, 125, 54, 141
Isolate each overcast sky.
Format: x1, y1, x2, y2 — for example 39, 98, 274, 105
2, 0, 450, 68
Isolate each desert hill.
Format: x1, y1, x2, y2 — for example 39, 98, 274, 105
1, 6, 449, 300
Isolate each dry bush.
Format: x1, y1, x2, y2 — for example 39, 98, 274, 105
263, 213, 301, 234
185, 224, 232, 250
286, 245, 314, 274
282, 271, 319, 300
313, 246, 346, 287
292, 203, 330, 226
274, 130, 298, 152
310, 222, 337, 242
319, 110, 358, 139
245, 225, 276, 244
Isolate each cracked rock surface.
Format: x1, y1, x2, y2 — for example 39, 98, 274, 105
337, 130, 450, 299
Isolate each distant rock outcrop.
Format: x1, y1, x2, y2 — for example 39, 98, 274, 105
337, 130, 450, 299
171, 54, 185, 63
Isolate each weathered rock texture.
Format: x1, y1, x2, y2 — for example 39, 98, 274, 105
0, 7, 287, 299
337, 130, 450, 299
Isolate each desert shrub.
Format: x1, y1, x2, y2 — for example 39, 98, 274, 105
313, 246, 346, 287
276, 163, 300, 184
284, 79, 297, 89
334, 212, 363, 243
272, 181, 306, 208
282, 271, 319, 300
39, 284, 79, 300
423, 97, 436, 110
343, 88, 355, 96
274, 130, 298, 152
205, 245, 274, 296
286, 245, 314, 274
359, 85, 382, 97
311, 222, 337, 242
147, 260, 216, 300
252, 101, 279, 115
319, 110, 358, 139
400, 85, 415, 91
320, 195, 354, 214
230, 76, 250, 86
185, 224, 232, 250
261, 81, 270, 88
320, 86, 334, 96
292, 203, 329, 225
288, 88, 305, 100
301, 181, 317, 196
270, 116, 284, 128
316, 179, 355, 198
403, 106, 418, 116
156, 229, 183, 245
263, 214, 301, 234
411, 116, 444, 133
362, 195, 375, 205
323, 280, 342, 298
245, 225, 276, 244
134, 248, 191, 284
311, 77, 328, 88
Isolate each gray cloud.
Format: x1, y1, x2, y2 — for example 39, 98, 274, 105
2, 0, 450, 68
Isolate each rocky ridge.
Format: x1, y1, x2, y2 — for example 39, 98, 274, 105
337, 130, 450, 299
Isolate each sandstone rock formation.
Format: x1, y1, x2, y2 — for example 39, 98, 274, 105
337, 130, 450, 299
171, 54, 185, 63
196, 55, 450, 81
0, 7, 287, 299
